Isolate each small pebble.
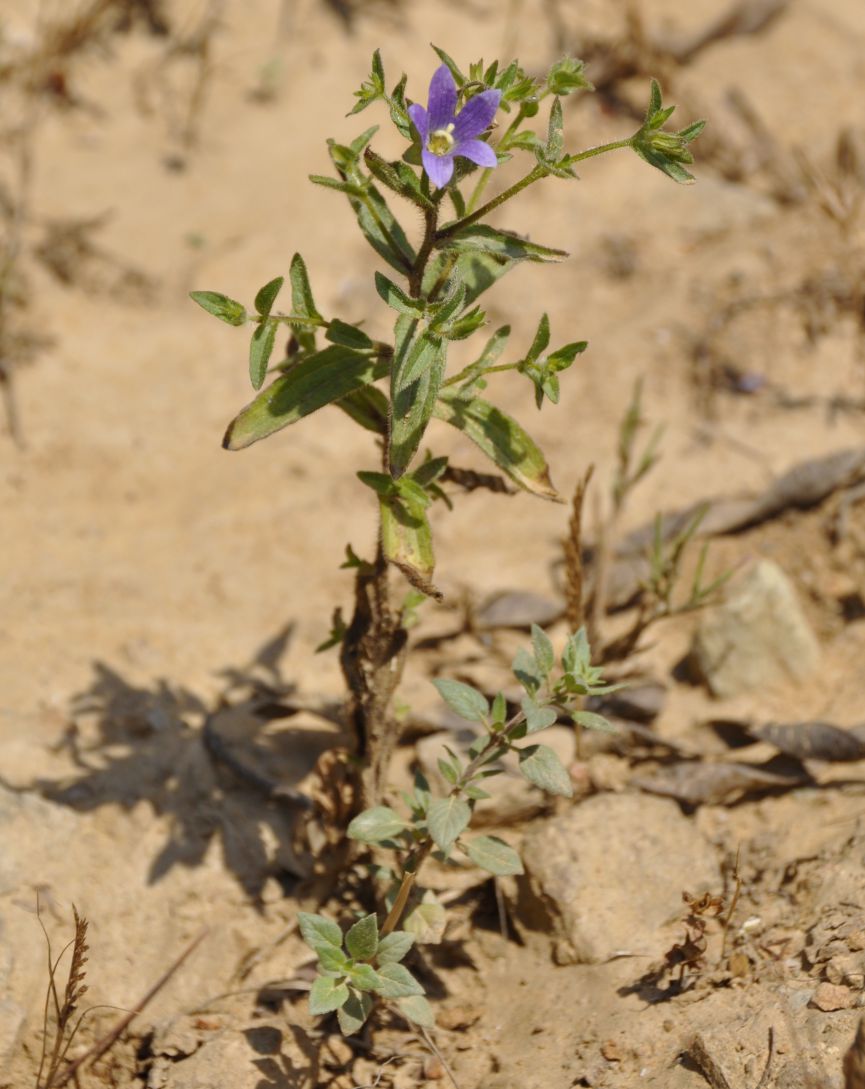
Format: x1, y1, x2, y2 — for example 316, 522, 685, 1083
810, 982, 855, 1011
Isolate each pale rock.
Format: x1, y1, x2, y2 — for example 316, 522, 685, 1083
152, 1022, 306, 1088
691, 560, 820, 698
515, 794, 720, 963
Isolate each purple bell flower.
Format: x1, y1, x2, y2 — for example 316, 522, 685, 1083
408, 65, 501, 189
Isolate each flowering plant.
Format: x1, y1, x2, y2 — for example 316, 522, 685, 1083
192, 45, 703, 1035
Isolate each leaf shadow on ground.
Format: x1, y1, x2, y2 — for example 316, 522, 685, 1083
29, 623, 348, 903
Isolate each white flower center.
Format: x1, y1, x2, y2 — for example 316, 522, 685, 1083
427, 123, 455, 156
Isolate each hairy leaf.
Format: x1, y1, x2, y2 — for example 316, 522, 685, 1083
518, 744, 573, 797
373, 962, 424, 998
427, 795, 471, 851
464, 834, 524, 876
346, 914, 379, 961
337, 989, 374, 1035
189, 290, 247, 326
432, 678, 489, 723
299, 912, 343, 953
309, 975, 350, 1015
347, 805, 408, 844
376, 931, 414, 965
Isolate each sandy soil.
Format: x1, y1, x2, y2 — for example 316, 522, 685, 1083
2, 0, 865, 1086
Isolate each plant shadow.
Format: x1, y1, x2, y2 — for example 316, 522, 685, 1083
30, 623, 348, 903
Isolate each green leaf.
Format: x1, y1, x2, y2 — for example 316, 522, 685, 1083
432, 678, 489, 723
254, 275, 284, 317
349, 963, 382, 991
347, 805, 408, 844
571, 710, 618, 733
309, 975, 350, 1015
327, 141, 415, 274
513, 646, 542, 694
249, 317, 278, 391
337, 385, 389, 435
373, 962, 424, 998
427, 795, 471, 852
375, 272, 425, 317
376, 931, 414, 965
396, 994, 435, 1027
223, 347, 386, 450
337, 989, 374, 1035
325, 318, 373, 350
521, 695, 557, 734
288, 254, 322, 353
546, 97, 564, 159
389, 318, 446, 478
531, 623, 554, 675
189, 290, 247, 326
437, 224, 568, 263
491, 691, 507, 726
464, 835, 524, 876
299, 912, 343, 953
379, 490, 439, 599
317, 943, 350, 972
364, 148, 435, 211
527, 313, 550, 362
434, 390, 561, 501
346, 914, 379, 961
437, 757, 459, 785
518, 744, 573, 797
431, 44, 467, 85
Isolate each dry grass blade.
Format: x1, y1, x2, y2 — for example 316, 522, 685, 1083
48, 928, 207, 1087
845, 1017, 865, 1089
563, 465, 593, 632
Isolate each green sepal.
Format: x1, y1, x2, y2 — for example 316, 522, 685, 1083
189, 290, 247, 326
223, 347, 387, 450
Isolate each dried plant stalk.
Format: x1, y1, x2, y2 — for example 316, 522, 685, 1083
563, 466, 593, 632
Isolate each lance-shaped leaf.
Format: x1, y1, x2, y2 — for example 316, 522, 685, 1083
379, 488, 440, 599
375, 272, 425, 317
326, 318, 373, 350
364, 147, 435, 211
434, 389, 561, 501
389, 317, 446, 478
337, 384, 389, 435
189, 290, 247, 326
223, 347, 386, 450
346, 914, 379, 961
437, 224, 568, 264
289, 255, 321, 352
249, 317, 278, 391
325, 139, 415, 274
255, 275, 284, 318
347, 805, 408, 844
518, 743, 573, 797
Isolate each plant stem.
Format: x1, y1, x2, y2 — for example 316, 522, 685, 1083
436, 164, 545, 241
566, 136, 633, 165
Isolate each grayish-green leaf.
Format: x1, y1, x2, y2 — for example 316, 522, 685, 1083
432, 678, 489, 723
375, 271, 425, 317
427, 795, 471, 851
347, 805, 408, 844
376, 931, 414, 965
309, 975, 350, 1015
346, 913, 379, 961
396, 994, 435, 1027
299, 912, 343, 953
317, 943, 350, 973
349, 963, 382, 991
518, 744, 573, 797
531, 623, 554, 675
373, 962, 424, 998
337, 989, 374, 1035
521, 695, 557, 734
404, 891, 446, 944
571, 710, 618, 733
464, 835, 524, 876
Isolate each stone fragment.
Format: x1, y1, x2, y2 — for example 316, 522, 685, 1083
474, 590, 562, 631
516, 794, 720, 962
691, 560, 820, 698
810, 982, 855, 1011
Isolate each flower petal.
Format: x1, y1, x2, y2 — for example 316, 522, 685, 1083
454, 138, 498, 169
427, 65, 457, 131
452, 89, 501, 142
408, 102, 430, 142
422, 148, 454, 189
